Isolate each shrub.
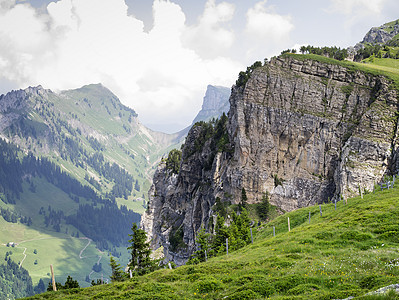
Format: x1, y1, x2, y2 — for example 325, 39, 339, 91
287, 283, 320, 295
274, 274, 304, 292
164, 149, 182, 175
196, 277, 221, 293
226, 289, 260, 300
359, 275, 383, 290
340, 230, 372, 241
236, 61, 262, 87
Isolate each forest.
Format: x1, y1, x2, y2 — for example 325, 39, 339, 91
0, 138, 140, 248
0, 256, 34, 299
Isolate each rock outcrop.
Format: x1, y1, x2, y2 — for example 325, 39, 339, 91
142, 55, 399, 264
191, 85, 230, 124
355, 19, 399, 49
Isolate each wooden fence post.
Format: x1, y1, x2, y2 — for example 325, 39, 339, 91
226, 238, 229, 255
273, 226, 275, 237
50, 264, 56, 291
319, 205, 322, 217
250, 228, 253, 244
288, 217, 290, 232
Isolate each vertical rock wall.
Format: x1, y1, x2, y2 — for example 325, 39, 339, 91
142, 56, 399, 264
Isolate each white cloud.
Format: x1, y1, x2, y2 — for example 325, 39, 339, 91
244, 0, 294, 60
329, 0, 387, 16
0, 0, 242, 131
183, 0, 235, 59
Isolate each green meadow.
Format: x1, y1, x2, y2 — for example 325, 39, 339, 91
25, 180, 399, 299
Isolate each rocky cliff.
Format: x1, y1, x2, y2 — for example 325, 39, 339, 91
191, 85, 230, 124
356, 19, 399, 48
142, 55, 399, 264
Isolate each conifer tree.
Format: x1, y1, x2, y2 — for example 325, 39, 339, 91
256, 192, 270, 221
109, 256, 125, 282
239, 187, 248, 211
194, 227, 210, 262
213, 214, 229, 255
127, 223, 157, 276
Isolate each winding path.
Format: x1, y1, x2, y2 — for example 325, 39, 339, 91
79, 237, 92, 259
17, 246, 27, 267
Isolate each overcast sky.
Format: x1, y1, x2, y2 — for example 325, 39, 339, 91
0, 0, 398, 132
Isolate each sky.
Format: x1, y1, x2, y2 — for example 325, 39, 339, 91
0, 0, 398, 133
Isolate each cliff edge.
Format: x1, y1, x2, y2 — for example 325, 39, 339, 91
142, 55, 399, 264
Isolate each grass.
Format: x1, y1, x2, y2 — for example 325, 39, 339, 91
282, 54, 399, 90
25, 182, 399, 299
0, 177, 133, 288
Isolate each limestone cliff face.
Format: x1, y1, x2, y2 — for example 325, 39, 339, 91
361, 21, 399, 45
226, 56, 397, 211
192, 85, 230, 124
355, 19, 399, 50
142, 55, 399, 264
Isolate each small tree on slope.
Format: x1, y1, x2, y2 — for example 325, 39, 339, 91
127, 223, 158, 276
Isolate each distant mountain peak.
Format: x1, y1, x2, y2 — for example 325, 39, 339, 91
356, 19, 399, 48
191, 85, 230, 124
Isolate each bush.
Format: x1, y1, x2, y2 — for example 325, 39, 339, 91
274, 274, 304, 293
287, 283, 320, 295
164, 149, 182, 175
380, 231, 399, 242
236, 61, 262, 87
245, 280, 275, 297
226, 289, 260, 300
340, 230, 372, 241
359, 275, 383, 290
196, 277, 221, 293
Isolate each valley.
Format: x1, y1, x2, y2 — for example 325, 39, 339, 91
0, 82, 230, 294
2, 15, 399, 300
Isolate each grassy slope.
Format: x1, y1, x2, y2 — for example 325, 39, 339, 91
283, 54, 399, 90
0, 177, 132, 287
25, 184, 399, 299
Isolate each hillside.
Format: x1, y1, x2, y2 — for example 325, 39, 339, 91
0, 83, 187, 293
0, 83, 186, 210
25, 179, 399, 299
0, 82, 231, 295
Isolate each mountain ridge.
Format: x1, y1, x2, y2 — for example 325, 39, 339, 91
143, 27, 399, 264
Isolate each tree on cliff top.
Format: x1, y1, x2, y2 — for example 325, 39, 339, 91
236, 61, 262, 87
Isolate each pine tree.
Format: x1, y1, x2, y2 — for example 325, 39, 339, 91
63, 275, 80, 289
109, 256, 125, 282
237, 208, 251, 245
256, 192, 270, 221
193, 227, 210, 262
127, 223, 157, 276
239, 187, 248, 211
212, 214, 229, 255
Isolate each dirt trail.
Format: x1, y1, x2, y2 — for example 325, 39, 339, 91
79, 237, 92, 259
17, 247, 27, 267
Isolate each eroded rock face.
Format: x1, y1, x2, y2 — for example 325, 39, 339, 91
142, 56, 399, 264
226, 56, 397, 209
191, 85, 230, 124
362, 23, 399, 45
